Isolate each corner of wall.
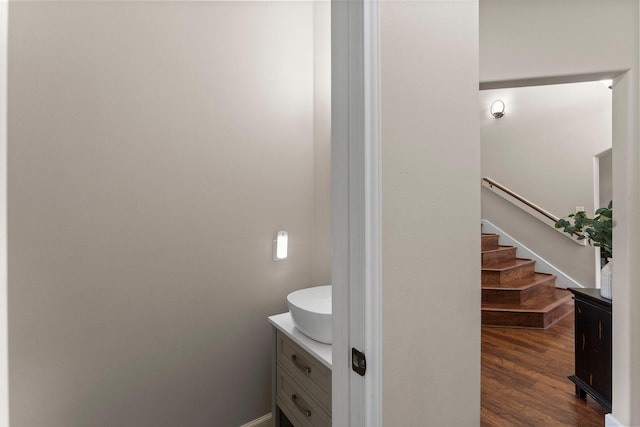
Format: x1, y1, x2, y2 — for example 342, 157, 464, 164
0, 2, 8, 426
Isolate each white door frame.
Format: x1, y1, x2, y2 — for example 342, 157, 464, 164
0, 1, 9, 426
608, 69, 639, 426
331, 0, 382, 425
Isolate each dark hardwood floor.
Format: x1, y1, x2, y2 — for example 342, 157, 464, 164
481, 313, 607, 426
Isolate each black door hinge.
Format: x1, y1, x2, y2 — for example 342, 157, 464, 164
352, 348, 366, 376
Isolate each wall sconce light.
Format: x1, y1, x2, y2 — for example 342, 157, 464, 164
274, 231, 288, 260
490, 100, 506, 118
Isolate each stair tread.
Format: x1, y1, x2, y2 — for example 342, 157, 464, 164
482, 273, 556, 291
482, 258, 535, 272
482, 289, 572, 313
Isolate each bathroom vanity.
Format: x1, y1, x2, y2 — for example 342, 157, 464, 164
269, 312, 332, 427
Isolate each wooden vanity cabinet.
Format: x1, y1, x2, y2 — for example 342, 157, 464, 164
275, 331, 331, 426
568, 288, 612, 412
269, 313, 332, 427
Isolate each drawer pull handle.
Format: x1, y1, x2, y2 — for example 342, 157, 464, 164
291, 354, 311, 374
291, 394, 311, 418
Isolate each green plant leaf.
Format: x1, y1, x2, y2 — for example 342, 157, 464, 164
556, 203, 613, 261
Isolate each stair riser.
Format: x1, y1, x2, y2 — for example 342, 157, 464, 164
482, 247, 517, 267
482, 235, 499, 251
482, 310, 547, 328
542, 300, 574, 328
482, 300, 574, 329
482, 263, 535, 286
482, 276, 556, 304
482, 284, 549, 304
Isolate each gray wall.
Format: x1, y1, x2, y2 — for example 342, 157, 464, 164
312, 1, 332, 287
480, 0, 637, 83
8, 2, 323, 425
481, 82, 611, 287
0, 2, 7, 424
381, 1, 481, 425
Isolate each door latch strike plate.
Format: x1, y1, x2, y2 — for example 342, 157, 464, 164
352, 348, 366, 376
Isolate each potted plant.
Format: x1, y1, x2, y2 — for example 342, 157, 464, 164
555, 201, 613, 299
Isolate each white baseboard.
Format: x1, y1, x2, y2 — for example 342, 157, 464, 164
605, 413, 625, 426
240, 413, 273, 427
481, 219, 583, 289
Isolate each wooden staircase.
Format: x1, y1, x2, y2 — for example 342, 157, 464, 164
481, 233, 574, 329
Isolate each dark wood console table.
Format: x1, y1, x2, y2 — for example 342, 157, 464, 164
568, 288, 612, 412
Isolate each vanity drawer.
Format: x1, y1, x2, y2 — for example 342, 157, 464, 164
276, 331, 331, 413
276, 365, 331, 427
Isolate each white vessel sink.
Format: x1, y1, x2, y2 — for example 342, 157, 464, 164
287, 285, 332, 344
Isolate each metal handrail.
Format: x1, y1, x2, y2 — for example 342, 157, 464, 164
482, 177, 559, 223
482, 177, 584, 242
